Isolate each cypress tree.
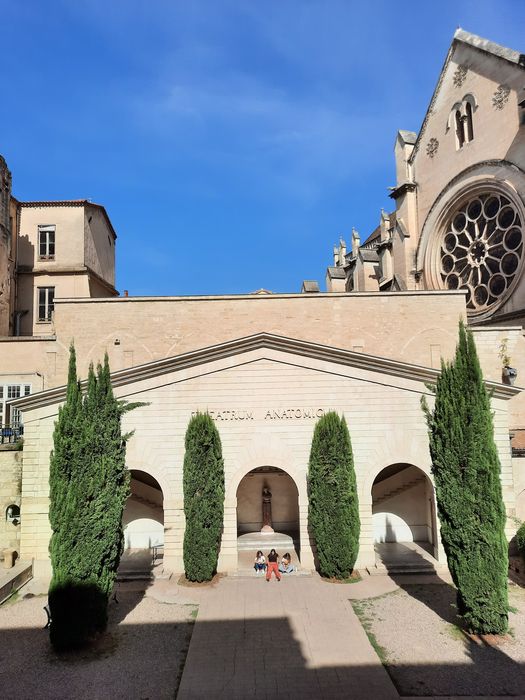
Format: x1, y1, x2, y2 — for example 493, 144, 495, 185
49, 349, 136, 650
183, 412, 225, 582
423, 322, 508, 634
308, 411, 360, 578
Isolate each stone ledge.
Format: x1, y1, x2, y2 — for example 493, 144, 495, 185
0, 560, 33, 604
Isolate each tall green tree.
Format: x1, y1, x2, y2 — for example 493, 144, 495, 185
423, 321, 508, 634
183, 412, 225, 582
308, 411, 360, 578
49, 349, 137, 650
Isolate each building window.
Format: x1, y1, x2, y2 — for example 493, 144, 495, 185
38, 225, 55, 259
465, 101, 474, 142
0, 383, 31, 427
455, 110, 465, 149
449, 95, 477, 150
38, 287, 55, 321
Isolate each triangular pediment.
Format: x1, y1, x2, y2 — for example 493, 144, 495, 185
408, 29, 525, 164
10, 332, 519, 413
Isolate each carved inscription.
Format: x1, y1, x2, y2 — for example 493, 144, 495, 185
191, 408, 326, 421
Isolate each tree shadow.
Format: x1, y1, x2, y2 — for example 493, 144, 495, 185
110, 548, 157, 624
1, 610, 524, 697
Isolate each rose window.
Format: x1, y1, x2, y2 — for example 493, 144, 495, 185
440, 193, 523, 311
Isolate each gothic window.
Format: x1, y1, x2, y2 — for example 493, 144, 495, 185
455, 110, 465, 149
465, 101, 474, 142
439, 192, 523, 312
449, 95, 477, 149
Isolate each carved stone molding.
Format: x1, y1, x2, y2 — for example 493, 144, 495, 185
492, 84, 511, 110
426, 138, 439, 159
453, 64, 468, 88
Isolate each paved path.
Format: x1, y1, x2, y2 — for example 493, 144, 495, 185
177, 574, 397, 699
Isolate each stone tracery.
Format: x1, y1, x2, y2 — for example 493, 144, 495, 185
439, 192, 524, 312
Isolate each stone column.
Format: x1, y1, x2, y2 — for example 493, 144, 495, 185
298, 501, 315, 570
218, 502, 238, 572
356, 499, 376, 569
162, 499, 184, 575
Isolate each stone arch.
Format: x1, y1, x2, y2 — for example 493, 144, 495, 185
371, 463, 437, 551
219, 434, 315, 571
360, 435, 433, 505
415, 161, 525, 323
84, 332, 154, 374
124, 440, 173, 503
400, 326, 458, 363
123, 469, 164, 551
225, 435, 306, 507
236, 467, 300, 536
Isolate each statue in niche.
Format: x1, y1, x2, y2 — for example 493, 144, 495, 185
261, 486, 274, 533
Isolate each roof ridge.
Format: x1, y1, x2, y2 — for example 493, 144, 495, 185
454, 28, 525, 67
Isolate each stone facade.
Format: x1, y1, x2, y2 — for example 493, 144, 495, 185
1, 28, 525, 576
0, 448, 22, 552
11, 333, 519, 576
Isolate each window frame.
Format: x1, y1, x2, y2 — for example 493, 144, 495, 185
0, 383, 31, 427
37, 286, 55, 322
38, 224, 56, 260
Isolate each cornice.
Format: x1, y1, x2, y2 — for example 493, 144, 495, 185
9, 332, 520, 412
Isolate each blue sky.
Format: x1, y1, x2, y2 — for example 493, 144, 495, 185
3, 1, 525, 295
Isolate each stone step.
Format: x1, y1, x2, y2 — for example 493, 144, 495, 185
237, 531, 295, 551
230, 569, 312, 578
367, 562, 437, 576
117, 572, 155, 582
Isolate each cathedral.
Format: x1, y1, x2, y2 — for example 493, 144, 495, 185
1, 29, 524, 578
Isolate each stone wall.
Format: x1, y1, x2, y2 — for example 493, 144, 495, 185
49, 290, 467, 384
18, 342, 516, 576
0, 447, 22, 554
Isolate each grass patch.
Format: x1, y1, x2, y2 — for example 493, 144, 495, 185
1, 591, 21, 607
177, 573, 224, 587
442, 622, 465, 642
351, 600, 388, 664
321, 571, 362, 584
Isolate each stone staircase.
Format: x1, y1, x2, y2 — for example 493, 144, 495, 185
117, 549, 170, 582
128, 492, 162, 511
373, 475, 426, 507
367, 542, 441, 576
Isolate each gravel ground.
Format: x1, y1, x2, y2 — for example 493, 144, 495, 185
352, 581, 525, 697
0, 583, 197, 700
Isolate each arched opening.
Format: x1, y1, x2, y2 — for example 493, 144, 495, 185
371, 463, 438, 572
455, 109, 465, 149
235, 466, 300, 571
120, 469, 164, 576
465, 101, 474, 142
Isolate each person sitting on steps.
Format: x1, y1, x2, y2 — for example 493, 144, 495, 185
279, 552, 295, 574
266, 548, 281, 582
254, 550, 266, 574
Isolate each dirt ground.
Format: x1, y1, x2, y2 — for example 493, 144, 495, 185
352, 580, 525, 697
0, 582, 197, 699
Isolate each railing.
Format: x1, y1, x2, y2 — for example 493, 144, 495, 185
0, 423, 24, 445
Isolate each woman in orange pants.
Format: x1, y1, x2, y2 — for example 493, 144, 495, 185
266, 549, 281, 581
